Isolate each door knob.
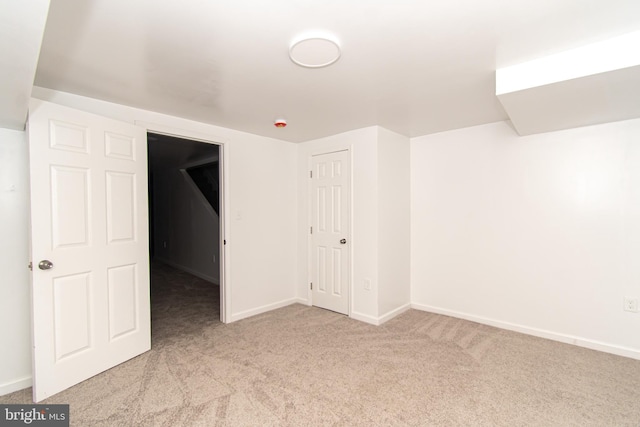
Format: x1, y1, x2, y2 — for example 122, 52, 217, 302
38, 260, 54, 270
340, 239, 347, 244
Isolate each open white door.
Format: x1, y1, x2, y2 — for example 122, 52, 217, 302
310, 150, 350, 315
28, 100, 150, 402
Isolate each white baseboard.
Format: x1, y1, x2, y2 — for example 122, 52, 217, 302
350, 311, 380, 325
154, 258, 219, 285
0, 376, 31, 397
411, 303, 640, 361
351, 303, 411, 326
378, 303, 411, 325
230, 298, 301, 322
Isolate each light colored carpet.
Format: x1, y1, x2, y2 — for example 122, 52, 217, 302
3, 263, 640, 426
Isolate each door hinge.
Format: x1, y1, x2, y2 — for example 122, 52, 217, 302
224, 240, 227, 245
310, 282, 313, 290
28, 261, 32, 271
310, 226, 313, 234
310, 170, 312, 178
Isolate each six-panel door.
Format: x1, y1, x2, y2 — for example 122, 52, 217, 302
310, 150, 350, 315
29, 100, 151, 402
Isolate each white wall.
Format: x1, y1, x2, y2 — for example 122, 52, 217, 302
0, 128, 32, 395
227, 133, 298, 318
297, 126, 411, 324
377, 127, 411, 320
411, 119, 640, 358
152, 167, 220, 283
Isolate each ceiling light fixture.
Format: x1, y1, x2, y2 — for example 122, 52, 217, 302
274, 118, 287, 128
289, 32, 341, 68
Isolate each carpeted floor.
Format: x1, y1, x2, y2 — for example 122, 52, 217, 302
3, 263, 640, 426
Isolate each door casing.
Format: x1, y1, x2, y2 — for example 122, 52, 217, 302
139, 123, 229, 323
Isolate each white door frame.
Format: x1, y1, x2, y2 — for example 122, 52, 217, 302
307, 148, 352, 316
137, 121, 230, 323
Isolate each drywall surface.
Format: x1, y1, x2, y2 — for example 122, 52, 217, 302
226, 131, 298, 319
411, 118, 640, 358
0, 128, 32, 395
377, 127, 411, 318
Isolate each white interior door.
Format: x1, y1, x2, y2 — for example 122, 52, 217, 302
310, 150, 350, 315
28, 99, 151, 402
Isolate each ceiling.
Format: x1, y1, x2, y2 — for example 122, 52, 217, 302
10, 1, 640, 142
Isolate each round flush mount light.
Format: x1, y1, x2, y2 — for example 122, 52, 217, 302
289, 33, 341, 68
274, 118, 287, 128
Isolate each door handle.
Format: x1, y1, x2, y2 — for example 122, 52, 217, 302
340, 239, 347, 244
38, 260, 54, 270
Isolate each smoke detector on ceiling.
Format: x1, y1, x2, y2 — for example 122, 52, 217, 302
289, 33, 341, 68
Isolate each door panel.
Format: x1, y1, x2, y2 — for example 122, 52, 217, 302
107, 264, 138, 340
310, 150, 350, 315
29, 99, 150, 402
105, 171, 136, 242
53, 273, 92, 361
51, 166, 90, 248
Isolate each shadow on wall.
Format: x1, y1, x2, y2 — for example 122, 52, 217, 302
147, 132, 220, 284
